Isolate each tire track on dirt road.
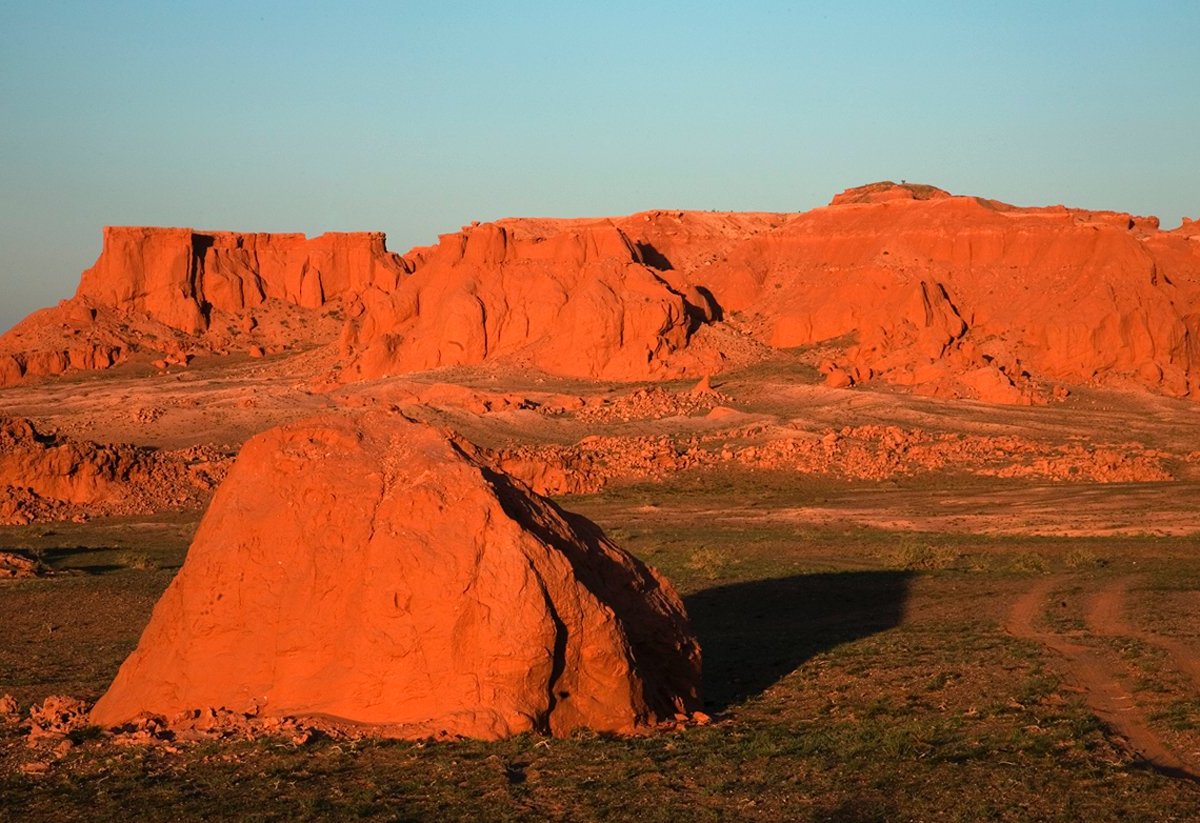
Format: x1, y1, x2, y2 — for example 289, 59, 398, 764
1006, 576, 1200, 784
1086, 576, 1200, 689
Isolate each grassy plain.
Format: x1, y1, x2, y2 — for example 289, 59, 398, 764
3, 467, 1199, 821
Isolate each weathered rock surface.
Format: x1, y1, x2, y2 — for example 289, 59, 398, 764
0, 301, 136, 387
0, 417, 229, 524
338, 219, 718, 381
76, 227, 408, 333
5, 184, 1200, 401
0, 229, 403, 385
0, 417, 139, 506
90, 414, 701, 739
700, 182, 1200, 401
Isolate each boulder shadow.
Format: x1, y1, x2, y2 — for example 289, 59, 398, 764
685, 570, 912, 711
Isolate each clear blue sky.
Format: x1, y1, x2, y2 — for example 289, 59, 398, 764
2, 1, 1198, 332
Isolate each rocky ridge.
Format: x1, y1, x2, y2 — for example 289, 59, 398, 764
3, 183, 1198, 403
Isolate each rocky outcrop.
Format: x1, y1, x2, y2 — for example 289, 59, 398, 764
700, 182, 1200, 401
338, 220, 719, 381
75, 227, 409, 334
0, 417, 141, 507
90, 414, 701, 739
4, 185, 1200, 400
0, 550, 43, 579
0, 300, 134, 387
0, 417, 229, 525
0, 229, 407, 386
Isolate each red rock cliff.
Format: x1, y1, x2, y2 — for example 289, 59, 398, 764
339, 219, 719, 381
4, 187, 1200, 401
76, 227, 409, 333
698, 183, 1200, 401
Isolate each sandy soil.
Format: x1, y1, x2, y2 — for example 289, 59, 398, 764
3, 343, 1200, 805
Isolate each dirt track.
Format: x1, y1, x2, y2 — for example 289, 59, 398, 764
1087, 577, 1200, 689
1007, 576, 1200, 784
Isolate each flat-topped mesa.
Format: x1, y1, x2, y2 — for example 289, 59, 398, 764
830, 181, 954, 205
340, 219, 721, 382
4, 187, 1200, 401
700, 183, 1200, 401
76, 227, 409, 333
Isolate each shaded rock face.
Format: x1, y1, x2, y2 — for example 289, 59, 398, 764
338, 220, 718, 381
91, 414, 701, 739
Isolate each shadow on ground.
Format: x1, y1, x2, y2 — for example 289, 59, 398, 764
685, 570, 912, 711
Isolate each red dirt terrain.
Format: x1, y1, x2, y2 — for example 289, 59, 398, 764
2, 183, 1200, 815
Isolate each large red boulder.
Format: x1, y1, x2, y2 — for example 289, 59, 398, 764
90, 414, 701, 739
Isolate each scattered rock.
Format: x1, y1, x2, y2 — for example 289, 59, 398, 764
0, 417, 231, 525
27, 695, 91, 743
0, 550, 43, 579
492, 425, 1173, 495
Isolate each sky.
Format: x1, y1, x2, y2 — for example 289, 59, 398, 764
2, 1, 1199, 333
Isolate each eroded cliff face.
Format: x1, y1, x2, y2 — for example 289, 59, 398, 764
0, 228, 410, 386
3, 183, 1199, 403
75, 227, 409, 333
698, 184, 1200, 401
338, 220, 719, 381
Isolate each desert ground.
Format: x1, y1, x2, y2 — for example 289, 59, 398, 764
2, 343, 1199, 821
2, 184, 1199, 820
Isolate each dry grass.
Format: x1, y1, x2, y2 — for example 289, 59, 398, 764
3, 478, 1200, 820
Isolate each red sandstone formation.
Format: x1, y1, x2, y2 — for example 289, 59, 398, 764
0, 229, 402, 385
91, 414, 701, 739
76, 227, 407, 333
337, 219, 719, 381
700, 182, 1200, 401
4, 183, 1199, 402
0, 301, 138, 387
0, 417, 229, 525
0, 417, 139, 507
